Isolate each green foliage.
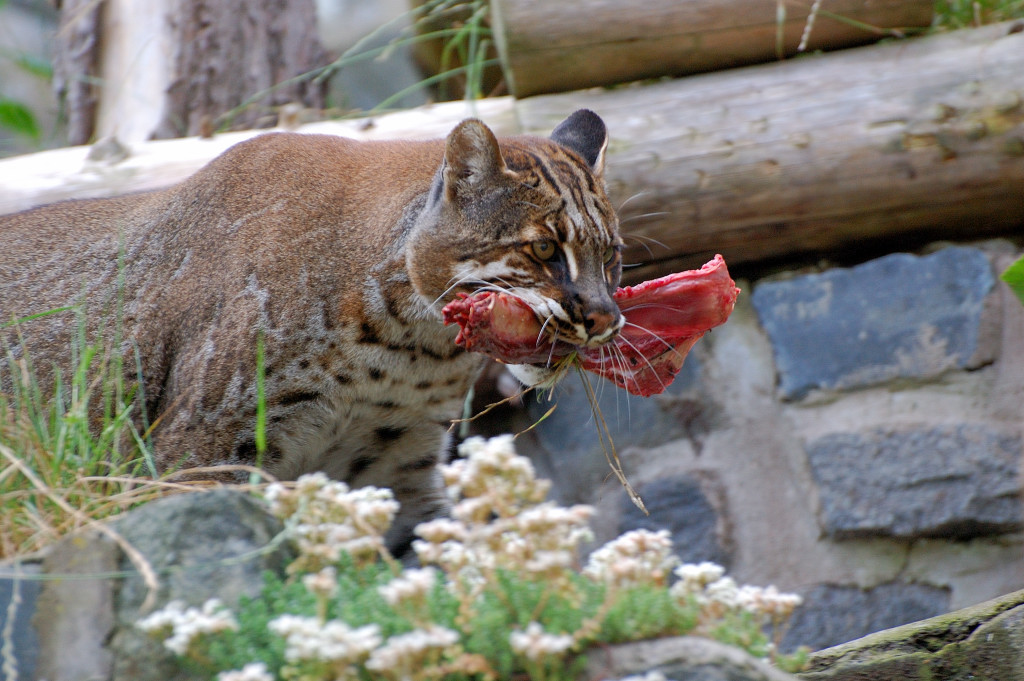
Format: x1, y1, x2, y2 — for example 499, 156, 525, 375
0, 301, 166, 557
140, 438, 808, 680
933, 0, 1024, 29
601, 586, 699, 643
1001, 255, 1024, 307
0, 98, 40, 141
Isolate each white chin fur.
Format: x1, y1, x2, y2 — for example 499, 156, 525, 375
507, 363, 558, 389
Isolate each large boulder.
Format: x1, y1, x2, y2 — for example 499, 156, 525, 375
33, 489, 291, 681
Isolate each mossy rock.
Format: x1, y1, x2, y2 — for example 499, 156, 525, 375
800, 589, 1024, 680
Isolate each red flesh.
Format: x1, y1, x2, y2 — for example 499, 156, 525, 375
442, 255, 740, 396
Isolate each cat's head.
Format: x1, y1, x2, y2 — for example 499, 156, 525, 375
408, 109, 623, 349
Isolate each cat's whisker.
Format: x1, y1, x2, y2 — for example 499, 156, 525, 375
621, 232, 671, 255
614, 331, 671, 393
536, 313, 557, 347
619, 211, 671, 226
544, 335, 561, 368
617, 190, 652, 212
432, 274, 482, 307
608, 341, 640, 395
622, 320, 676, 353
515, 199, 543, 209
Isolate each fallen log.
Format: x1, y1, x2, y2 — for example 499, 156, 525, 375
490, 0, 934, 98
518, 20, 1024, 277
1, 23, 1022, 276
0, 98, 521, 215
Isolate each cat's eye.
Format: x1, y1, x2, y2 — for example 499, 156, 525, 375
603, 246, 616, 264
531, 240, 557, 261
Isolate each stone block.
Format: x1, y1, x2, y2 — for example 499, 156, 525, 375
524, 351, 707, 503
0, 562, 42, 681
751, 247, 995, 399
617, 472, 732, 568
35, 534, 119, 681
807, 424, 1022, 539
107, 490, 292, 681
781, 581, 950, 653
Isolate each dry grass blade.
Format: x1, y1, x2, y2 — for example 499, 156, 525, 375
514, 402, 557, 438
0, 442, 161, 611
574, 365, 647, 515
448, 386, 534, 431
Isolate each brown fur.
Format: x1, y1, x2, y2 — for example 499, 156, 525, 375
0, 112, 622, 550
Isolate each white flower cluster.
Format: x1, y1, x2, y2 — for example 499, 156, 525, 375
378, 567, 438, 608
508, 622, 574, 663
412, 436, 594, 588
365, 625, 460, 677
444, 435, 550, 520
583, 529, 678, 589
268, 614, 381, 665
216, 662, 274, 681
672, 561, 726, 594
136, 599, 238, 656
302, 566, 339, 601
670, 562, 802, 622
265, 473, 399, 571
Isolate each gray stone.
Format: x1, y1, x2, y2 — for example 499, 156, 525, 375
105, 490, 292, 681
35, 535, 120, 681
751, 247, 995, 399
0, 562, 42, 681
523, 350, 711, 504
618, 473, 732, 568
585, 636, 800, 681
806, 424, 1022, 539
800, 589, 1024, 681
781, 582, 951, 653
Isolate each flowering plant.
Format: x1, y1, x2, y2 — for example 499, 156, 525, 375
139, 435, 806, 680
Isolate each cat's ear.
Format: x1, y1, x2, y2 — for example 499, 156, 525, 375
442, 118, 507, 202
551, 109, 608, 177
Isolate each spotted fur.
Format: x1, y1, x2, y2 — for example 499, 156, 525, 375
0, 110, 622, 551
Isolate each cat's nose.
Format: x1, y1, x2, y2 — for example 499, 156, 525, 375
583, 307, 621, 343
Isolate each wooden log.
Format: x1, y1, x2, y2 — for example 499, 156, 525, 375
490, 0, 934, 98
0, 98, 520, 216
516, 21, 1024, 277
1, 24, 1023, 277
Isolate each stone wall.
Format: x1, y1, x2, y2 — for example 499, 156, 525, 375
3, 240, 1022, 678
499, 239, 1024, 653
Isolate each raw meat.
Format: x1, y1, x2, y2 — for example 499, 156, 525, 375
442, 255, 739, 396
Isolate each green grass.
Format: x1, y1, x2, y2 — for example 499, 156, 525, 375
933, 0, 1024, 29
0, 308, 203, 558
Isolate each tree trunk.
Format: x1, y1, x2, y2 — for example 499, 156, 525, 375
490, 0, 935, 98
53, 0, 102, 146
53, 0, 328, 145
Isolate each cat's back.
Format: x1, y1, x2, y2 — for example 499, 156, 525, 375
0, 133, 444, 316
178, 132, 446, 216
0, 190, 167, 323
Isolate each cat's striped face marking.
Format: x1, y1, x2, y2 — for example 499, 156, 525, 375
410, 110, 623, 349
